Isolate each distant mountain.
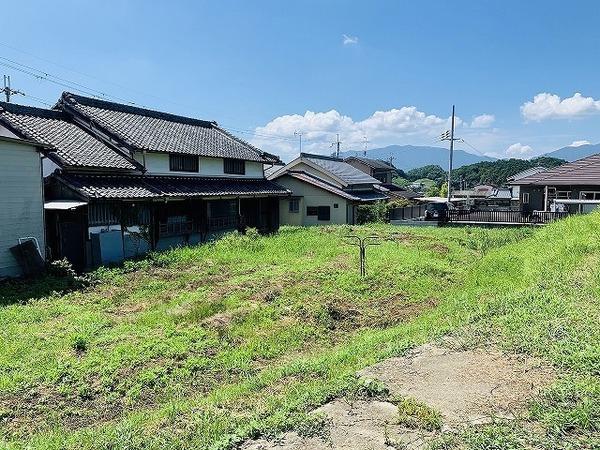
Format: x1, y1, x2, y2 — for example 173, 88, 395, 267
542, 143, 600, 161
340, 144, 495, 171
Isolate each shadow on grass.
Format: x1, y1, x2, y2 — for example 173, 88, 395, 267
0, 274, 87, 306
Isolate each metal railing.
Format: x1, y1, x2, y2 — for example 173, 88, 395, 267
208, 215, 240, 231
446, 209, 569, 224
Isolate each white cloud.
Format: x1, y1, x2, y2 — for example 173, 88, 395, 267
521, 92, 600, 121
342, 34, 358, 45
251, 107, 467, 160
569, 140, 590, 147
505, 142, 534, 157
470, 114, 495, 128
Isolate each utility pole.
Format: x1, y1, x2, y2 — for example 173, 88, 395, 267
2, 75, 24, 103
439, 105, 460, 202
294, 130, 303, 153
330, 133, 342, 158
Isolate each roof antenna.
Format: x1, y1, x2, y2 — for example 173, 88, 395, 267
362, 135, 369, 156
2, 75, 24, 103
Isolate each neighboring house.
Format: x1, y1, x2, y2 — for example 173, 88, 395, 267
345, 156, 396, 183
0, 93, 289, 270
0, 135, 46, 277
344, 156, 420, 200
269, 153, 390, 225
509, 154, 600, 214
452, 184, 514, 209
506, 166, 547, 201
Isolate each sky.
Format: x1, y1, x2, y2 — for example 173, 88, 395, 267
2, 0, 600, 161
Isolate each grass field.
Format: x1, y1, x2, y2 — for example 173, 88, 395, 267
0, 216, 599, 449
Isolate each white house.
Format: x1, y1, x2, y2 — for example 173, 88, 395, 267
0, 135, 45, 278
268, 153, 391, 226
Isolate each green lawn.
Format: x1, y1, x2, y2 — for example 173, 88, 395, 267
0, 217, 598, 449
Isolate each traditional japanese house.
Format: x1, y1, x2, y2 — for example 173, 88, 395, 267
0, 93, 289, 270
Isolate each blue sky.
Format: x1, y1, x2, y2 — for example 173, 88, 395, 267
2, 0, 600, 160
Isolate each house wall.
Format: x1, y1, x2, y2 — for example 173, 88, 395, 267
276, 175, 349, 226
136, 153, 264, 178
519, 186, 545, 212
0, 139, 45, 277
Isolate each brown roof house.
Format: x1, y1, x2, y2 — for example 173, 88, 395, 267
509, 153, 600, 214
0, 93, 289, 270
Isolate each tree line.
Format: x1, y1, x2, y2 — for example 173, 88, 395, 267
393, 157, 567, 192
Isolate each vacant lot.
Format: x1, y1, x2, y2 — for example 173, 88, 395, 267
0, 217, 599, 449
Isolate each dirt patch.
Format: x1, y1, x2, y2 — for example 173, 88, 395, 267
322, 296, 437, 331
242, 343, 555, 449
359, 343, 554, 425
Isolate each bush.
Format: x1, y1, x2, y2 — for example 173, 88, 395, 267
356, 200, 412, 224
47, 258, 96, 290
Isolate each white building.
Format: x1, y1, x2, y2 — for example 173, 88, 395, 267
268, 153, 391, 226
0, 135, 45, 278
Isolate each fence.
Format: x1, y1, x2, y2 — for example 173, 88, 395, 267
388, 204, 427, 221
446, 209, 569, 224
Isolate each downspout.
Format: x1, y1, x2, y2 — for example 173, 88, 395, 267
544, 185, 548, 212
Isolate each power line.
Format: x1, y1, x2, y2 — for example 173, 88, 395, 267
0, 57, 140, 105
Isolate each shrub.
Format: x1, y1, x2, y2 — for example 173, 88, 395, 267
356, 201, 389, 224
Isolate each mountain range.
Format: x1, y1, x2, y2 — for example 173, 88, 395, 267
341, 142, 600, 171
340, 145, 494, 171
542, 142, 600, 161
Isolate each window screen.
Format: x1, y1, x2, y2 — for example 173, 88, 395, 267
317, 206, 330, 221
169, 154, 199, 172
224, 158, 245, 175
289, 199, 300, 213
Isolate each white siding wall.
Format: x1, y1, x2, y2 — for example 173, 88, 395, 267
136, 153, 263, 177
276, 175, 349, 226
0, 140, 45, 277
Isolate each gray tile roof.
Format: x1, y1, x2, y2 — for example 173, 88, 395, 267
345, 156, 396, 170
284, 171, 362, 200
510, 154, 600, 186
60, 92, 281, 164
56, 173, 290, 199
0, 102, 138, 170
301, 153, 381, 185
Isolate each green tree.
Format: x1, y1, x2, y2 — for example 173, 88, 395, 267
406, 165, 447, 185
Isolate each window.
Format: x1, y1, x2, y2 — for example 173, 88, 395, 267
317, 206, 331, 221
307, 206, 318, 216
522, 193, 530, 204
289, 198, 300, 213
333, 203, 339, 209
169, 154, 198, 172
580, 191, 600, 200
224, 158, 245, 175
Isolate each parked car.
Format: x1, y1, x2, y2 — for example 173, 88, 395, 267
424, 202, 454, 221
